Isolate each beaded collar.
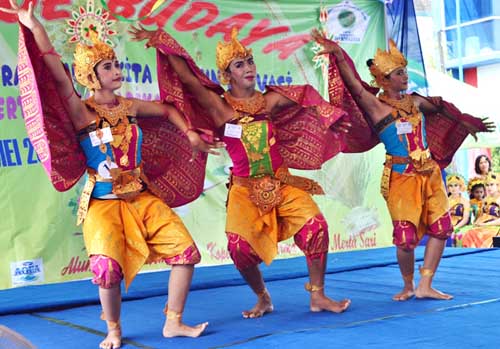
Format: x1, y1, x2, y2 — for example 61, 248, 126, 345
223, 91, 266, 116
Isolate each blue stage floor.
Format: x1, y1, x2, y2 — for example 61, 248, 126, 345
1, 247, 498, 349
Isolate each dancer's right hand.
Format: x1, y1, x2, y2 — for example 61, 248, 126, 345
0, 0, 38, 30
128, 23, 156, 42
311, 28, 343, 57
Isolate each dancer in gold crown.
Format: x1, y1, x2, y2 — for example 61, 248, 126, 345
0, 1, 225, 347
312, 29, 493, 301
129, 24, 352, 318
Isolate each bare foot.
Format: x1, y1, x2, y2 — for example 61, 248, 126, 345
99, 327, 121, 349
163, 320, 209, 338
392, 287, 415, 301
310, 292, 351, 313
415, 286, 453, 300
242, 290, 274, 318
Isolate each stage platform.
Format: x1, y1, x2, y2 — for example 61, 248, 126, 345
1, 247, 498, 349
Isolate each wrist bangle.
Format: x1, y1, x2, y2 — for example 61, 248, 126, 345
39, 46, 61, 58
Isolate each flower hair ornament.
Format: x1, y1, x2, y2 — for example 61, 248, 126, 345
66, 0, 117, 90
446, 174, 466, 192
467, 176, 485, 194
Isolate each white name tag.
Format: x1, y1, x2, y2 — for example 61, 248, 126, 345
396, 121, 412, 135
224, 123, 243, 138
89, 127, 113, 147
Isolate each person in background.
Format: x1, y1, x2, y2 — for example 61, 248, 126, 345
474, 155, 492, 180
468, 177, 486, 223
446, 174, 470, 246
462, 173, 500, 248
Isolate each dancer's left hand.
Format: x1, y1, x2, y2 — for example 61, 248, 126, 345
467, 117, 495, 141
332, 120, 352, 134
481, 117, 496, 133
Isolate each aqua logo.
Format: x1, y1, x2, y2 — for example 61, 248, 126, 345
10, 259, 45, 287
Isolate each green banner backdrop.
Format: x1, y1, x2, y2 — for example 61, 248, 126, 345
0, 0, 391, 290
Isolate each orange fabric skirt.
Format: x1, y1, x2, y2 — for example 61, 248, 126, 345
226, 183, 320, 265
462, 217, 499, 247
83, 190, 195, 289
386, 164, 449, 240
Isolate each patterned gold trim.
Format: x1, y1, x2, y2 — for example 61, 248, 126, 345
76, 173, 97, 226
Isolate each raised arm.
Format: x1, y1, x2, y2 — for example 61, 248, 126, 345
1, 1, 88, 128
129, 25, 232, 127
311, 29, 391, 123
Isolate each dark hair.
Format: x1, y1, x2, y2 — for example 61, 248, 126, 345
469, 183, 486, 199
474, 155, 492, 175
366, 59, 374, 68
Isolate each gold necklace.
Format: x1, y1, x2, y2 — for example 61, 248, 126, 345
86, 96, 134, 167
378, 93, 416, 114
379, 93, 421, 129
224, 91, 266, 116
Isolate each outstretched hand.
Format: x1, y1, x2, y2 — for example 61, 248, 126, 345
0, 0, 38, 30
186, 131, 225, 161
466, 117, 496, 141
128, 24, 156, 45
311, 28, 342, 57
481, 117, 496, 133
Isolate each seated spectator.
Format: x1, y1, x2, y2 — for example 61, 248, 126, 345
447, 175, 470, 246
462, 173, 500, 248
474, 155, 492, 180
468, 177, 486, 223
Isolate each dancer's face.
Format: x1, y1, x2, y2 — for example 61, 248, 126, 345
227, 55, 256, 90
447, 182, 462, 195
486, 182, 498, 196
387, 67, 408, 92
472, 186, 485, 200
94, 58, 123, 91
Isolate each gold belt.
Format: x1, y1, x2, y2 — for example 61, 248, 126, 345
76, 166, 144, 225
230, 167, 324, 214
380, 149, 434, 200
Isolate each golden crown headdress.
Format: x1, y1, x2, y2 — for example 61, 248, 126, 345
369, 39, 407, 88
446, 174, 466, 191
467, 176, 485, 193
485, 172, 500, 184
216, 27, 252, 84
73, 29, 116, 90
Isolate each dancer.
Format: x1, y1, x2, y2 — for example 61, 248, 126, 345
129, 25, 351, 317
447, 174, 470, 229
1, 1, 223, 348
446, 175, 470, 246
312, 29, 493, 301
468, 177, 486, 223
